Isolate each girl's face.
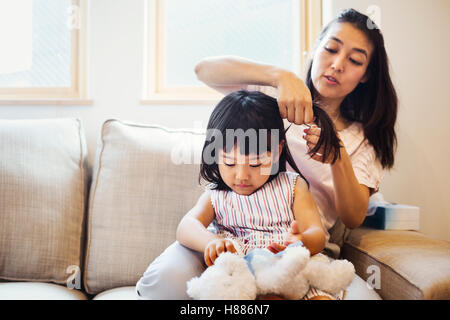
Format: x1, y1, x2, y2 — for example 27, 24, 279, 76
218, 143, 283, 196
311, 22, 373, 103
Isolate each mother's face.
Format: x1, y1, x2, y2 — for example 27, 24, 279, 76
311, 22, 373, 101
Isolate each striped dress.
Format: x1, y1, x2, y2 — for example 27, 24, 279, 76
208, 171, 299, 255
208, 171, 345, 300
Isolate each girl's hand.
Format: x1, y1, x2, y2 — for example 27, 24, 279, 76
267, 221, 303, 254
284, 221, 303, 246
276, 71, 314, 125
204, 238, 237, 267
303, 125, 342, 163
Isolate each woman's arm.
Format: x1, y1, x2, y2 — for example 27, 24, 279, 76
195, 56, 314, 124
176, 190, 220, 253
330, 147, 370, 229
304, 127, 371, 229
195, 55, 281, 88
291, 178, 326, 256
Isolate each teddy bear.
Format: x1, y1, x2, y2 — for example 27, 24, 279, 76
186, 242, 355, 300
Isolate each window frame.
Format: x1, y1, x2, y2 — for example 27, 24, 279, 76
0, 0, 90, 105
142, 0, 322, 105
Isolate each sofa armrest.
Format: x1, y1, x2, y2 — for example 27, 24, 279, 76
341, 227, 450, 300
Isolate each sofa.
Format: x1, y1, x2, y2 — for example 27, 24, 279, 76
0, 118, 449, 300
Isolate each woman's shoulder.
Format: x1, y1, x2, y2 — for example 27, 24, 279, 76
340, 121, 371, 155
341, 123, 384, 192
341, 122, 382, 163
340, 121, 363, 137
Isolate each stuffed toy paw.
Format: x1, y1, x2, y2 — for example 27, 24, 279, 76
303, 253, 355, 295
246, 244, 311, 300
186, 252, 257, 300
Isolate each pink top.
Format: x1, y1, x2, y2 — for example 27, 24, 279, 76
208, 171, 300, 254
247, 85, 384, 238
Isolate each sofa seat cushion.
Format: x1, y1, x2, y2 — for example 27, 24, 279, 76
0, 282, 87, 300
84, 120, 205, 294
343, 274, 381, 300
92, 280, 381, 300
342, 228, 450, 299
93, 286, 138, 300
0, 118, 88, 285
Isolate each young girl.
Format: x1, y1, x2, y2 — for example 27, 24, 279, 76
177, 90, 328, 265
137, 90, 344, 300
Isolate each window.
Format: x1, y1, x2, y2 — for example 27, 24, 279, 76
142, 0, 322, 104
0, 0, 89, 104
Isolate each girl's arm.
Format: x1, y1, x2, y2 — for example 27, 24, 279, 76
195, 56, 314, 124
176, 190, 219, 253
291, 178, 326, 256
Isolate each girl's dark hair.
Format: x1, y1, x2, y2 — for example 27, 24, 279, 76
200, 90, 313, 191
306, 8, 398, 169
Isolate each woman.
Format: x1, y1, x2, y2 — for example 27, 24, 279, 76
136, 8, 396, 300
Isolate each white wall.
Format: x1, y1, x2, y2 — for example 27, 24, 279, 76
1, 0, 449, 241
324, 0, 450, 241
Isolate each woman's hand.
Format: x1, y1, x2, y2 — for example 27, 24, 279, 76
276, 71, 314, 125
204, 238, 237, 267
303, 125, 342, 163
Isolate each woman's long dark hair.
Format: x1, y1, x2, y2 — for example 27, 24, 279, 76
306, 8, 398, 169
200, 90, 312, 191
308, 105, 342, 163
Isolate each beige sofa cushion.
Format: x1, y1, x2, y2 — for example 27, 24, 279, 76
84, 119, 205, 294
93, 286, 138, 300
0, 282, 88, 300
0, 118, 88, 285
342, 227, 450, 299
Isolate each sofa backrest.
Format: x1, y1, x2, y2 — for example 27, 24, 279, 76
0, 118, 88, 285
83, 119, 205, 294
